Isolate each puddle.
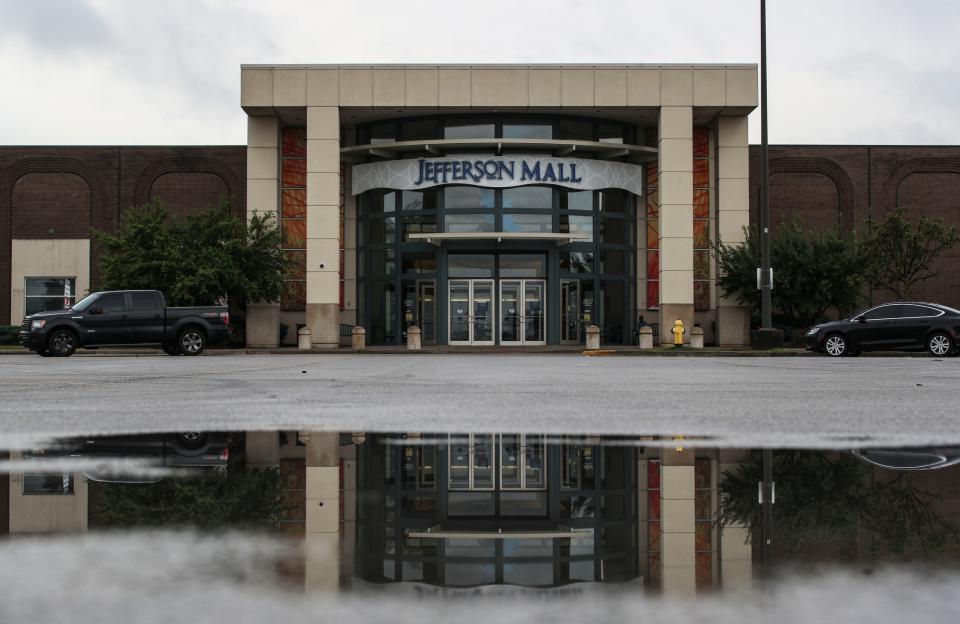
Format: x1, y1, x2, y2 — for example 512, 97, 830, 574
1, 430, 959, 622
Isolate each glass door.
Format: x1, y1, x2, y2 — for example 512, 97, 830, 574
448, 279, 495, 346
499, 279, 546, 346
499, 281, 523, 346
560, 279, 580, 345
524, 280, 546, 345
417, 281, 436, 344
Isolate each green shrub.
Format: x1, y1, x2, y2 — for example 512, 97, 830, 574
0, 326, 20, 345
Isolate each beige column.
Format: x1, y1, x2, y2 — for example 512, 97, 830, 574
716, 116, 752, 346
306, 106, 341, 347
660, 446, 696, 596
719, 450, 754, 591
304, 432, 341, 592
341, 167, 357, 327
246, 115, 281, 347
244, 431, 279, 468
657, 107, 694, 343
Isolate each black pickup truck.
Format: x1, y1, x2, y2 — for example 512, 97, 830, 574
19, 290, 230, 357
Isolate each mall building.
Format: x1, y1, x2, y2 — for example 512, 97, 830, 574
4, 63, 960, 346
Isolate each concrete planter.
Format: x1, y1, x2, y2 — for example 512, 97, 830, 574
351, 326, 366, 350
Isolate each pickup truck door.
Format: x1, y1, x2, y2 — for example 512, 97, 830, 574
78, 292, 131, 344
127, 292, 166, 343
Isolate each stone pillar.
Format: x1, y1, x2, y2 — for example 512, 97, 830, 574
657, 107, 694, 345
660, 446, 696, 597
719, 450, 754, 591
585, 324, 600, 350
716, 116, 752, 346
246, 116, 281, 347
639, 325, 654, 350
306, 106, 341, 348
407, 326, 421, 350
690, 326, 704, 349
304, 432, 341, 592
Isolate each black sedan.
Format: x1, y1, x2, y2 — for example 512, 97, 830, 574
805, 302, 960, 357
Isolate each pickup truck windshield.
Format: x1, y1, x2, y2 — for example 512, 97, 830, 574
71, 293, 100, 312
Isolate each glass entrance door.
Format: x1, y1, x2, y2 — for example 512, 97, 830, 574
448, 280, 495, 346
499, 279, 546, 346
560, 280, 580, 345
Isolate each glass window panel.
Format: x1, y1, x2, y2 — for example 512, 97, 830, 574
559, 214, 593, 242
598, 189, 626, 213
25, 278, 71, 298
568, 529, 594, 557
601, 495, 627, 522
472, 434, 494, 489
694, 220, 710, 249
600, 281, 625, 344
22, 475, 73, 495
130, 292, 159, 310
555, 119, 594, 142
598, 123, 626, 144
282, 220, 306, 249
502, 123, 552, 139
96, 293, 126, 312
500, 492, 548, 516
561, 495, 595, 518
448, 254, 495, 278
693, 127, 710, 158
401, 496, 437, 513
646, 281, 659, 309
601, 249, 625, 274
444, 186, 495, 209
444, 213, 495, 233
401, 189, 438, 211
369, 249, 396, 277
560, 252, 593, 274
369, 281, 397, 344
693, 189, 709, 218
445, 563, 495, 587
445, 539, 495, 558
368, 123, 396, 144
562, 190, 594, 212
444, 121, 495, 139
449, 437, 471, 490
693, 159, 709, 188
281, 280, 305, 311
447, 492, 495, 516
401, 254, 436, 274
601, 525, 632, 554
694, 282, 710, 311
401, 119, 439, 141
283, 251, 306, 280
502, 213, 552, 233
500, 254, 546, 278
600, 219, 626, 246
564, 559, 595, 582
504, 538, 554, 558
282, 158, 306, 188
501, 434, 522, 489
402, 214, 437, 236
502, 186, 552, 209
281, 127, 307, 158
367, 217, 396, 247
282, 189, 307, 218
694, 251, 710, 281
524, 435, 546, 489
561, 445, 583, 490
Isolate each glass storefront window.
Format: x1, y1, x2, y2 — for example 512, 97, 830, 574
444, 213, 495, 233
444, 121, 495, 139
369, 123, 396, 144
560, 252, 594, 274
559, 214, 594, 242
401, 119, 439, 141
401, 189, 438, 211
402, 214, 437, 236
444, 186, 495, 209
502, 213, 552, 233
555, 119, 593, 142
448, 254, 495, 278
601, 249, 625, 274
502, 123, 552, 139
562, 190, 594, 211
502, 186, 551, 209
598, 189, 626, 213
500, 254, 546, 278
401, 254, 437, 274
368, 217, 396, 246
25, 277, 76, 316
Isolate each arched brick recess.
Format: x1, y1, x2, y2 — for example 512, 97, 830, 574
148, 172, 231, 218
756, 157, 857, 233
133, 158, 243, 216
2, 158, 108, 324
12, 173, 91, 238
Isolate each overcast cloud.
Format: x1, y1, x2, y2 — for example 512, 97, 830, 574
1, 0, 958, 146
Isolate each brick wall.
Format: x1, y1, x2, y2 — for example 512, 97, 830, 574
750, 145, 960, 307
0, 146, 246, 325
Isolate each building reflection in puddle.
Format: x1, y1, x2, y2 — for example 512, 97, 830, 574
1, 431, 959, 598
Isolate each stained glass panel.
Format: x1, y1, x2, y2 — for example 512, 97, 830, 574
647, 281, 659, 310
647, 222, 659, 249
695, 552, 712, 589
283, 220, 306, 250
646, 191, 659, 217
694, 281, 710, 311
646, 251, 659, 279
282, 158, 306, 188
645, 163, 658, 188
693, 159, 709, 188
693, 220, 709, 249
694, 251, 710, 280
648, 490, 661, 521
693, 127, 709, 158
695, 490, 712, 520
283, 251, 306, 280
282, 189, 307, 218
647, 460, 661, 489
281, 280, 306, 311
282, 128, 307, 158
693, 189, 709, 218
648, 521, 661, 549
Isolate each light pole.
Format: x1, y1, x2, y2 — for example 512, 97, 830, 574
754, 0, 783, 348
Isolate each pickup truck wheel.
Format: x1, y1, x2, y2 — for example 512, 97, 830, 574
47, 329, 77, 357
178, 328, 205, 355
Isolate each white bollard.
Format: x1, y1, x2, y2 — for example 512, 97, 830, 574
585, 325, 601, 350
691, 325, 704, 349
407, 326, 422, 350
351, 326, 366, 350
639, 326, 654, 350
298, 327, 312, 350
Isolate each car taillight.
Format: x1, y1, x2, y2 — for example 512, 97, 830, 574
219, 311, 230, 325
219, 448, 230, 461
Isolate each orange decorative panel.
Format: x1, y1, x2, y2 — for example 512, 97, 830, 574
282, 127, 307, 158
281, 280, 306, 311
693, 159, 709, 188
694, 281, 710, 311
694, 251, 710, 281
648, 490, 661, 521
693, 220, 709, 249
282, 158, 306, 188
693, 128, 709, 158
282, 189, 307, 218
693, 189, 709, 219
647, 281, 659, 310
646, 250, 659, 279
645, 163, 658, 189
647, 222, 659, 249
282, 219, 306, 250
648, 521, 661, 549
695, 552, 712, 589
283, 250, 306, 280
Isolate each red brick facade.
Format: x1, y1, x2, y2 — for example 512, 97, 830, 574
4, 143, 960, 325
750, 146, 960, 307
0, 147, 245, 324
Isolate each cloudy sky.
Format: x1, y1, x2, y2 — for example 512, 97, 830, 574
2, 0, 958, 146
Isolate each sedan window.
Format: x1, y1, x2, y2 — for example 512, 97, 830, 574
862, 306, 897, 320
899, 304, 941, 318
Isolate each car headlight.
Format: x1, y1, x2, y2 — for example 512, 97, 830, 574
30, 319, 46, 331
806, 326, 821, 336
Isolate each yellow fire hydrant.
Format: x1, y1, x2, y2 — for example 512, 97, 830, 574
672, 319, 685, 348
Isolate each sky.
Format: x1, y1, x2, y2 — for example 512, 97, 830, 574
1, 0, 959, 146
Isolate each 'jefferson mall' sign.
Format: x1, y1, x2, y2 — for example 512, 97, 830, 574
352, 155, 643, 196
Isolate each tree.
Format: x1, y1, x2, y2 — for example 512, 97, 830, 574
715, 218, 865, 330
861, 208, 960, 300
718, 451, 960, 557
94, 200, 284, 308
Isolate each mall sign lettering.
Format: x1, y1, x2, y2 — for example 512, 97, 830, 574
351, 155, 643, 196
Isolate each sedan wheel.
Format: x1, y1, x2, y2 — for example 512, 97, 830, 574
927, 332, 952, 357
824, 333, 848, 357
178, 329, 205, 355
47, 329, 77, 357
